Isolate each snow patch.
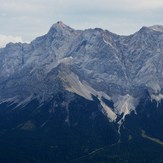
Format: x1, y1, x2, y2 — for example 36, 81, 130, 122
102, 34, 118, 52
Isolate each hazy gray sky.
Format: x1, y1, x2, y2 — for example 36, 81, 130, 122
0, 0, 163, 46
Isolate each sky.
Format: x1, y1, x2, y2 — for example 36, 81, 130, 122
0, 0, 163, 47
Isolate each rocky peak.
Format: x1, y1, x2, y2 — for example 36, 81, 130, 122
148, 25, 163, 32
48, 21, 75, 34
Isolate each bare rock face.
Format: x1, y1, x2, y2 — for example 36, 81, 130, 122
1, 22, 163, 122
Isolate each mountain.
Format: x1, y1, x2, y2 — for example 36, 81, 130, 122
0, 22, 163, 162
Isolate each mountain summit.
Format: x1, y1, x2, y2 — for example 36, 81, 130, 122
48, 21, 75, 35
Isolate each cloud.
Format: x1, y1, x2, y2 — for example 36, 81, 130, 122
0, 35, 23, 48
0, 0, 163, 41
0, 0, 45, 13
43, 0, 163, 12
1, 0, 163, 15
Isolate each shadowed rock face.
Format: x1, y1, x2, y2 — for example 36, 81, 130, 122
0, 22, 163, 121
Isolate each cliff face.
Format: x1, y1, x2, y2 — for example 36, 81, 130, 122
1, 22, 163, 122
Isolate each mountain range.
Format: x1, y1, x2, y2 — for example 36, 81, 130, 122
0, 22, 163, 162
